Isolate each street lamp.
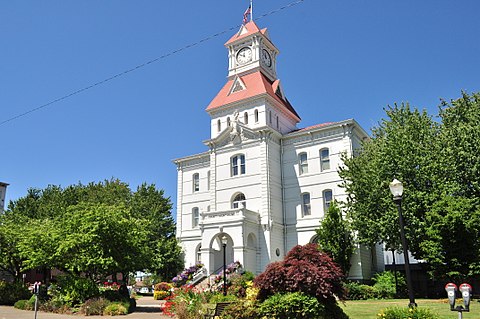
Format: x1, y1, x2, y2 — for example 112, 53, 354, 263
221, 236, 228, 296
389, 178, 416, 308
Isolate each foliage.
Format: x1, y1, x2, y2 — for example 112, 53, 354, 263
154, 290, 170, 300
51, 275, 99, 306
258, 292, 326, 319
0, 280, 31, 305
14, 299, 32, 310
163, 285, 208, 319
222, 300, 260, 319
372, 271, 406, 299
103, 302, 129, 315
254, 243, 345, 302
340, 94, 480, 279
344, 282, 376, 300
79, 297, 110, 316
228, 274, 255, 298
1, 179, 182, 281
378, 306, 439, 319
315, 201, 355, 275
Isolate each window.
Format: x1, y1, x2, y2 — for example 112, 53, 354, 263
244, 112, 249, 124
193, 173, 199, 192
320, 148, 330, 171
217, 119, 221, 132
299, 153, 308, 175
192, 207, 199, 227
323, 190, 333, 211
301, 193, 311, 216
227, 117, 231, 127
232, 193, 246, 209
276, 116, 279, 129
255, 109, 259, 123
269, 111, 272, 124
231, 154, 246, 176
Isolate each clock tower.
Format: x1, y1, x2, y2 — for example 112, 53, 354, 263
225, 21, 278, 81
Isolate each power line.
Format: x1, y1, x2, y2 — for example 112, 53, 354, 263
0, 0, 305, 127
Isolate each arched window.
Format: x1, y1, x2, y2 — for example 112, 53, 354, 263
232, 193, 246, 209
227, 117, 231, 127
323, 189, 333, 211
192, 207, 199, 227
254, 109, 259, 123
299, 152, 308, 175
276, 116, 279, 129
269, 111, 272, 124
301, 193, 311, 216
320, 148, 330, 171
244, 112, 249, 124
217, 119, 221, 132
231, 154, 246, 176
192, 173, 199, 192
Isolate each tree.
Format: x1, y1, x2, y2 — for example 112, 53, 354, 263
2, 179, 182, 281
340, 94, 480, 279
315, 201, 354, 275
340, 103, 440, 254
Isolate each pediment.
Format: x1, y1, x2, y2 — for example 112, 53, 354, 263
203, 121, 258, 149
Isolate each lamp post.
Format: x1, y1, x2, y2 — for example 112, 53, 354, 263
221, 236, 228, 296
389, 179, 416, 308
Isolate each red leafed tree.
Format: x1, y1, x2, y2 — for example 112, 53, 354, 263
254, 243, 345, 301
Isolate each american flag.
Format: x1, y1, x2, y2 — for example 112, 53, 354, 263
243, 5, 251, 24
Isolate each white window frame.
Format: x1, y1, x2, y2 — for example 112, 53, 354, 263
231, 154, 246, 176
193, 173, 199, 192
301, 192, 311, 216
192, 207, 200, 228
323, 189, 333, 212
299, 152, 308, 175
254, 109, 259, 123
232, 193, 246, 209
320, 148, 330, 171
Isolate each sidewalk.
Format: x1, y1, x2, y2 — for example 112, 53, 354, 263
0, 296, 171, 319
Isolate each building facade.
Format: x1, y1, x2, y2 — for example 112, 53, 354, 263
174, 21, 384, 280
0, 182, 8, 214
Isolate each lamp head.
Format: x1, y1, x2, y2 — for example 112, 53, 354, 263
389, 179, 404, 199
221, 236, 228, 245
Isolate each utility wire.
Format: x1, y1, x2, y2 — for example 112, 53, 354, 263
0, 0, 305, 127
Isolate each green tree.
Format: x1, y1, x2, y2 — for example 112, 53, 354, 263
340, 94, 480, 279
340, 103, 440, 254
2, 179, 182, 281
315, 202, 354, 275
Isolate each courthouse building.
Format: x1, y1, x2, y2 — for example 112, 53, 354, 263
174, 21, 384, 281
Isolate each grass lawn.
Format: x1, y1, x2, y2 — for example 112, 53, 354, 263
340, 299, 479, 319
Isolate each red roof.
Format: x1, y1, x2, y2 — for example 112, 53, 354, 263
225, 21, 267, 45
295, 122, 338, 132
206, 71, 300, 121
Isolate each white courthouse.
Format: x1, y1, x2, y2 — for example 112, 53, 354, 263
174, 21, 384, 281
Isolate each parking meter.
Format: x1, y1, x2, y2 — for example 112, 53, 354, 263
459, 283, 472, 311
445, 283, 457, 310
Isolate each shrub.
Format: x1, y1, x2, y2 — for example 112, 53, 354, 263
163, 285, 207, 319
55, 275, 100, 306
222, 300, 259, 319
378, 307, 440, 319
14, 299, 31, 310
373, 271, 406, 299
258, 292, 326, 319
0, 280, 31, 305
344, 281, 375, 300
254, 243, 345, 302
172, 263, 204, 287
79, 297, 110, 316
154, 282, 173, 300
103, 302, 128, 315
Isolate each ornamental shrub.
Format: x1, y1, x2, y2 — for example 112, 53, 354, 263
373, 271, 406, 299
0, 280, 31, 305
258, 292, 326, 319
344, 281, 375, 300
254, 243, 345, 302
378, 307, 439, 319
222, 300, 259, 319
103, 302, 129, 315
79, 297, 110, 316
55, 275, 100, 306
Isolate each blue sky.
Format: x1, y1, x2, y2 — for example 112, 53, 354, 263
1, 0, 479, 211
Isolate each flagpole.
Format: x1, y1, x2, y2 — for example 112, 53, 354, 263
250, 0, 253, 21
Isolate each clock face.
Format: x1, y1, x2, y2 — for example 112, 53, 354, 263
236, 47, 252, 65
262, 49, 272, 67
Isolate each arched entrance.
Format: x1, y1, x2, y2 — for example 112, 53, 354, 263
209, 234, 234, 274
